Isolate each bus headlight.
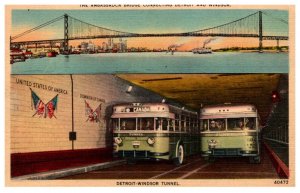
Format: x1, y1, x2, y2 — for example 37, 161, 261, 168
114, 137, 123, 145
208, 139, 217, 149
147, 137, 155, 145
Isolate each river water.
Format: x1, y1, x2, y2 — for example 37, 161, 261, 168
11, 52, 289, 74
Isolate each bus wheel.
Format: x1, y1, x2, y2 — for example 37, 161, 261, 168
174, 144, 184, 166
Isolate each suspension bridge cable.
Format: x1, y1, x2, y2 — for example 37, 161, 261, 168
190, 11, 259, 34
11, 15, 64, 41
262, 11, 288, 24
68, 15, 136, 36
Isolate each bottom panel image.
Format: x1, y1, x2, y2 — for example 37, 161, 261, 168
8, 74, 290, 185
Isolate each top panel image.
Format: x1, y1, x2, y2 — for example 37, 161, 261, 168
8, 5, 291, 74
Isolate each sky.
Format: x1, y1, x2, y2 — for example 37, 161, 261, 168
10, 9, 289, 50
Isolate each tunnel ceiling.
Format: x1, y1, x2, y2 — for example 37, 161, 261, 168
117, 74, 281, 124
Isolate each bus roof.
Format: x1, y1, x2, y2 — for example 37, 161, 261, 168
112, 103, 198, 115
200, 104, 257, 116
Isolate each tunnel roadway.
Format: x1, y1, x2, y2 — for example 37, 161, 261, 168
60, 148, 279, 180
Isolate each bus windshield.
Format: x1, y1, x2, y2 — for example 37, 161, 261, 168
121, 118, 136, 130
139, 118, 154, 130
114, 118, 155, 130
113, 117, 172, 131
201, 117, 257, 132
227, 117, 256, 130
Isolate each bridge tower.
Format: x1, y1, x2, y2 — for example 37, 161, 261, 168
276, 38, 281, 52
259, 11, 263, 52
63, 14, 69, 53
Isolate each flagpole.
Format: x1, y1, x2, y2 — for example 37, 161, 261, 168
30, 88, 33, 110
70, 74, 74, 150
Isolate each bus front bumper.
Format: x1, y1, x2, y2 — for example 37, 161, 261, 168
201, 149, 259, 157
115, 150, 169, 159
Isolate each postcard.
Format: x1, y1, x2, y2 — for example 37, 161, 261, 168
5, 4, 295, 187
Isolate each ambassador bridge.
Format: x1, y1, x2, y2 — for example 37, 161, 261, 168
10, 11, 288, 52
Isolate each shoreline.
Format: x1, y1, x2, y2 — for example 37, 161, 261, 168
212, 50, 288, 53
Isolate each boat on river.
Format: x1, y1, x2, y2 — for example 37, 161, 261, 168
47, 50, 58, 57
10, 49, 26, 64
192, 47, 212, 54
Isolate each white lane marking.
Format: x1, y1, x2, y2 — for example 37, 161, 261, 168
178, 163, 210, 179
149, 158, 203, 179
90, 170, 175, 174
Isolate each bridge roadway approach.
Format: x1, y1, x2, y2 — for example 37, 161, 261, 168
60, 148, 278, 179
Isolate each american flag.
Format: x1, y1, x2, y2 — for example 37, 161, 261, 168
31, 88, 45, 117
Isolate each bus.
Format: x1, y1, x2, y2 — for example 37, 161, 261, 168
200, 104, 261, 163
112, 103, 200, 165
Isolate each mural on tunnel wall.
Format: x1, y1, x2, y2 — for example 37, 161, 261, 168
30, 88, 58, 119
84, 100, 101, 122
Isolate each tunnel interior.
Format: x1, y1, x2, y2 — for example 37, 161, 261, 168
117, 74, 286, 125
117, 73, 289, 170
10, 73, 290, 179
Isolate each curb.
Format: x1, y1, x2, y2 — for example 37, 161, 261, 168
12, 159, 126, 180
263, 141, 289, 178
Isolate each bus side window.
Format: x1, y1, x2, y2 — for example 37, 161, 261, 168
190, 118, 194, 133
175, 114, 180, 131
177, 120, 180, 131
195, 119, 199, 132
121, 120, 126, 130
162, 118, 168, 131
137, 118, 141, 130
175, 118, 179, 131
245, 118, 256, 130
181, 115, 186, 132
155, 118, 162, 130
201, 120, 208, 131
186, 116, 190, 132
113, 119, 119, 130
169, 120, 175, 131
